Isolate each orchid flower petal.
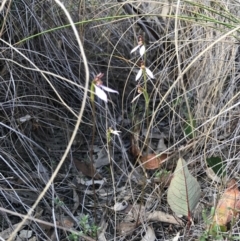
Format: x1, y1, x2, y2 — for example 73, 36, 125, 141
94, 85, 108, 102
146, 67, 154, 79
131, 93, 142, 103
111, 130, 121, 136
139, 45, 146, 56
130, 45, 140, 54
135, 69, 143, 81
101, 85, 119, 94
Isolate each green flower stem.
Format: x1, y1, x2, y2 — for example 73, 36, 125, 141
106, 128, 116, 190
142, 67, 150, 154
106, 128, 117, 239
90, 81, 97, 222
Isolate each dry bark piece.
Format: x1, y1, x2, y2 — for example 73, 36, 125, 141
140, 153, 168, 170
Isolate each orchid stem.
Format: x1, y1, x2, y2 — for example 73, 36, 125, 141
107, 128, 117, 234
90, 81, 97, 222
143, 64, 150, 155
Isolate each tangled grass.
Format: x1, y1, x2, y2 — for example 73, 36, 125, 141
0, 0, 240, 240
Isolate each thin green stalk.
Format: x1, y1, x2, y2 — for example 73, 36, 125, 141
142, 66, 150, 155
90, 82, 98, 223
184, 0, 240, 23
106, 128, 117, 239
16, 15, 136, 45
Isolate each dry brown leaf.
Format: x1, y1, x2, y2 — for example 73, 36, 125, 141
148, 210, 184, 225
73, 159, 102, 179
57, 217, 74, 229
117, 204, 184, 236
212, 179, 240, 227
130, 118, 168, 170
117, 221, 139, 235
124, 204, 184, 225
140, 153, 168, 170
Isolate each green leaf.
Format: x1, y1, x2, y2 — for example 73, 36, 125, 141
202, 209, 208, 223
184, 116, 196, 139
231, 237, 240, 240
206, 156, 226, 178
209, 223, 227, 236
167, 158, 201, 216
172, 97, 182, 107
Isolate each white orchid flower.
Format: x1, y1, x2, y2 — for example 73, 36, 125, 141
130, 36, 146, 57
94, 84, 119, 103
93, 73, 119, 102
135, 62, 154, 81
109, 127, 121, 136
131, 44, 146, 57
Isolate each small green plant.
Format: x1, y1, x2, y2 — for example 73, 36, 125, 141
79, 214, 100, 238
200, 207, 224, 241
206, 156, 226, 179
80, 214, 91, 234
90, 224, 100, 238
154, 169, 170, 178
200, 207, 240, 241
68, 232, 83, 241
54, 197, 64, 207
200, 207, 218, 241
